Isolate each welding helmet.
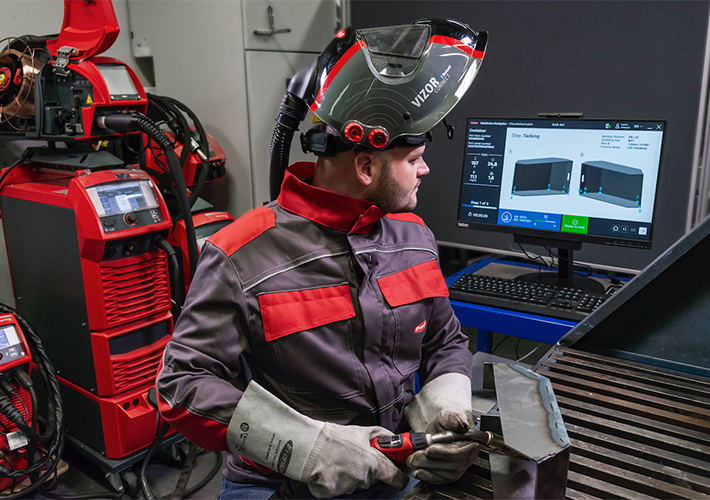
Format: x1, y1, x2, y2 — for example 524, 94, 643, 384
269, 18, 487, 200
302, 19, 487, 153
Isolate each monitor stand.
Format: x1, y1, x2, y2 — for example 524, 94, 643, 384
512, 236, 606, 294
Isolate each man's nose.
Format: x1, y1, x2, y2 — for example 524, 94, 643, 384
418, 161, 430, 177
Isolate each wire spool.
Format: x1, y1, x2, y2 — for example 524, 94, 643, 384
0, 47, 44, 122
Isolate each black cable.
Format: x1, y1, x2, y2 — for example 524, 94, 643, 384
153, 234, 185, 316
0, 303, 64, 499
183, 451, 222, 497
147, 95, 192, 173
140, 423, 170, 500
489, 335, 508, 355
160, 96, 211, 209
514, 337, 522, 360
516, 243, 551, 269
0, 149, 33, 188
166, 442, 196, 500
96, 112, 199, 278
37, 488, 123, 499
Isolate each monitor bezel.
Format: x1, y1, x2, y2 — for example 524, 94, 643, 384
454, 117, 668, 251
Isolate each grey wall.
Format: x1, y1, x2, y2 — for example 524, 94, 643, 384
352, 0, 710, 273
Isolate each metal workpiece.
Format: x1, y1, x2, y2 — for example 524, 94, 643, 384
484, 363, 570, 500
405, 362, 570, 500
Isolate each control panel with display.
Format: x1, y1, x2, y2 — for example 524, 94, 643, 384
0, 315, 29, 371
86, 178, 164, 232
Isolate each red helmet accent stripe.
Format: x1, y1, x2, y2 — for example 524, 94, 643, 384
310, 40, 366, 113
429, 35, 484, 59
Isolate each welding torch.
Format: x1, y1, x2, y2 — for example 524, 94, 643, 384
370, 428, 505, 463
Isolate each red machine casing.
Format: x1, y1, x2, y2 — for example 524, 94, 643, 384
0, 314, 33, 490
168, 211, 235, 292
45, 0, 148, 140
0, 166, 174, 459
143, 130, 227, 187
58, 374, 175, 459
1, 167, 173, 335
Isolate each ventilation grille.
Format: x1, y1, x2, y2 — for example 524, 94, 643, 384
111, 337, 169, 394
100, 251, 171, 329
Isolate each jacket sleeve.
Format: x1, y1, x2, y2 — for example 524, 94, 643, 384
418, 295, 473, 387
156, 242, 251, 451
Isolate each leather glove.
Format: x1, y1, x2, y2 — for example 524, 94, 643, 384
404, 373, 479, 484
227, 381, 409, 498
406, 408, 479, 483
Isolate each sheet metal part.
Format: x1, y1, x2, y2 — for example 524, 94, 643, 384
405, 363, 570, 500
486, 363, 570, 500
406, 347, 710, 499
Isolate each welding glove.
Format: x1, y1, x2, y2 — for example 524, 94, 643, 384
404, 373, 480, 484
227, 381, 409, 498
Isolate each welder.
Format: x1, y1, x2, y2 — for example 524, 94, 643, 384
156, 18, 488, 499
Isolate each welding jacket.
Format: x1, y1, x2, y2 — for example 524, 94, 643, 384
156, 162, 473, 486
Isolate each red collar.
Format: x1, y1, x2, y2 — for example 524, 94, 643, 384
277, 162, 386, 234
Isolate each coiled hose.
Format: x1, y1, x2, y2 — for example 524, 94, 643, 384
0, 303, 64, 499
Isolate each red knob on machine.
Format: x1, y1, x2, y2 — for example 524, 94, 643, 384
125, 212, 138, 225
368, 128, 388, 149
344, 122, 364, 143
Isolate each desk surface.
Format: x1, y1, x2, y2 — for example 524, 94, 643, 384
446, 257, 628, 352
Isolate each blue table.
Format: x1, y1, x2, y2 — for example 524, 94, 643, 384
445, 258, 580, 353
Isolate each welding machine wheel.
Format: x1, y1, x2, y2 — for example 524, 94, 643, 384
120, 469, 140, 499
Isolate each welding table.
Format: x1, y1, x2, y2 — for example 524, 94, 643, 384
445, 258, 625, 353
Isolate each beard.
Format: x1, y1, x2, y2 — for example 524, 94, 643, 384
367, 159, 418, 213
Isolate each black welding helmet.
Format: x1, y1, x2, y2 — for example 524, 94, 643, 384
268, 18, 487, 200
305, 19, 487, 151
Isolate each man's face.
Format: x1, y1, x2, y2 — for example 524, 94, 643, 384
367, 145, 429, 213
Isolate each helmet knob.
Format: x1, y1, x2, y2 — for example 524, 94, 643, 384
369, 129, 388, 149
344, 122, 364, 143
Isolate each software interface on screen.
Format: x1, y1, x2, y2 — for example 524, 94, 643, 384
86, 180, 160, 216
456, 118, 666, 245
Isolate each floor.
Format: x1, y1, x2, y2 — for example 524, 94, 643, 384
16, 441, 226, 499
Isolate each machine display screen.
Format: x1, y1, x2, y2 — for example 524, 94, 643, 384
0, 330, 9, 349
0, 325, 20, 349
96, 63, 140, 100
86, 180, 159, 216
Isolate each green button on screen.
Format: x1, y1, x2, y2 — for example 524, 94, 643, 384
561, 215, 589, 234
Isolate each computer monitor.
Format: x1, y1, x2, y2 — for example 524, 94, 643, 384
456, 117, 666, 292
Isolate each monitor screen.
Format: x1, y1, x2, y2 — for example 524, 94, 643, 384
456, 118, 666, 249
86, 180, 160, 216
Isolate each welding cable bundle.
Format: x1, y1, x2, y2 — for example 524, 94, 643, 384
0, 303, 63, 499
97, 110, 199, 278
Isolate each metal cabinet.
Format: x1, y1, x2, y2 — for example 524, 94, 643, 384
245, 51, 319, 206
242, 0, 340, 207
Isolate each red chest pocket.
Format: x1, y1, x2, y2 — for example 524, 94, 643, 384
377, 260, 449, 376
258, 284, 356, 342
377, 260, 449, 308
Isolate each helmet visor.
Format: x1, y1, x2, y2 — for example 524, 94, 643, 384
309, 19, 487, 150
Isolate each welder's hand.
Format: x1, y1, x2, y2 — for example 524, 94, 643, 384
302, 422, 410, 498
405, 409, 480, 484
227, 381, 408, 499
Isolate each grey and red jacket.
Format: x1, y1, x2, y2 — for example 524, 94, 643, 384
156, 162, 473, 485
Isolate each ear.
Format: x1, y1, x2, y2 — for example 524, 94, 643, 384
353, 150, 377, 187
